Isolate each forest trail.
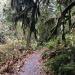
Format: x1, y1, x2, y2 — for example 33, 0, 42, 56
18, 48, 47, 75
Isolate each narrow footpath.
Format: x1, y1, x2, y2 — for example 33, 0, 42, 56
18, 49, 47, 75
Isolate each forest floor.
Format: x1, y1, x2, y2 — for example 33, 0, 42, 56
16, 48, 47, 75
0, 47, 49, 75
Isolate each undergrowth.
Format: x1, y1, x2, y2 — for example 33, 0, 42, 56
42, 33, 75, 75
0, 39, 26, 64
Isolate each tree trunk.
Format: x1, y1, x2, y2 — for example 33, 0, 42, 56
26, 27, 31, 49
68, 9, 71, 31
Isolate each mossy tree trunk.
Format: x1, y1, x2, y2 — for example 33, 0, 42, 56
26, 27, 31, 49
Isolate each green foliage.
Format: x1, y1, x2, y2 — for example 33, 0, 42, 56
3, 6, 12, 23
66, 34, 75, 46
45, 54, 70, 75
37, 5, 56, 43
59, 63, 75, 75
46, 37, 59, 49
37, 8, 50, 42
44, 46, 75, 75
43, 32, 75, 75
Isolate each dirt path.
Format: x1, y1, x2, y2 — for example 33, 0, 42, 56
17, 49, 47, 75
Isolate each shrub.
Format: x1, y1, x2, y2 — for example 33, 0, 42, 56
46, 37, 59, 49
50, 54, 70, 75
44, 54, 71, 75
59, 63, 75, 75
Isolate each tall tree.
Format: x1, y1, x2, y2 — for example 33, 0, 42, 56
11, 0, 75, 47
11, 0, 41, 47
